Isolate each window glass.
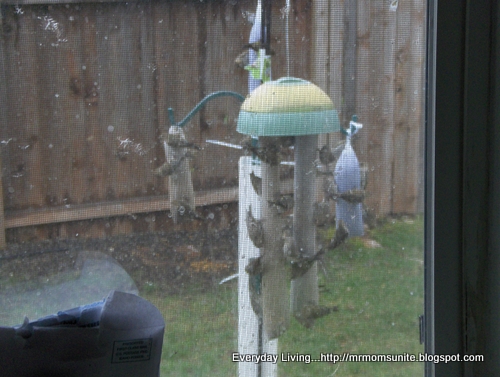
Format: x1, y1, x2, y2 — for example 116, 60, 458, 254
0, 0, 426, 375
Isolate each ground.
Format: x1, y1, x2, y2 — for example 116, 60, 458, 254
0, 227, 238, 298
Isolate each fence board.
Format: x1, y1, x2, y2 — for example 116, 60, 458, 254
1, 8, 45, 210
356, 1, 397, 215
393, 0, 418, 213
392, 0, 425, 214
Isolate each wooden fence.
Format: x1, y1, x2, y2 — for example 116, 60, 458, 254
0, 0, 425, 243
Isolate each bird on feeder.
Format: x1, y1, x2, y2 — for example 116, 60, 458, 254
338, 188, 365, 204
268, 195, 294, 214
317, 141, 345, 166
289, 247, 325, 279
323, 176, 338, 199
242, 41, 276, 55
245, 256, 263, 318
249, 171, 262, 196
152, 156, 187, 177
162, 129, 201, 151
281, 226, 322, 279
238, 77, 342, 337
281, 226, 296, 260
286, 219, 349, 278
170, 199, 204, 221
295, 304, 338, 329
246, 205, 265, 248
313, 201, 332, 227
359, 162, 368, 190
235, 50, 250, 69
329, 220, 350, 250
241, 136, 293, 166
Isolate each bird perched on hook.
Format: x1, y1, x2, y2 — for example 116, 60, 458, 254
246, 205, 264, 248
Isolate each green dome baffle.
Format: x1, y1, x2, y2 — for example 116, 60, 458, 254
237, 77, 340, 136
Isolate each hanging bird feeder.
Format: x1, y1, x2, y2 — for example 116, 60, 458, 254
237, 77, 340, 338
334, 117, 365, 237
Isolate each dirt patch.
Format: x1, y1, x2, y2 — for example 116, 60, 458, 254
0, 228, 239, 296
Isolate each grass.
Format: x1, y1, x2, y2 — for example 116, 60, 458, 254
151, 286, 239, 376
144, 216, 424, 377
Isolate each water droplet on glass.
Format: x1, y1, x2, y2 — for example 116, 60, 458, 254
108, 125, 114, 132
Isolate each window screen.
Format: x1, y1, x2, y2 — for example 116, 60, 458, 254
0, 0, 426, 376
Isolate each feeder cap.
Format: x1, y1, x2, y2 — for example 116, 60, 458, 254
237, 77, 340, 136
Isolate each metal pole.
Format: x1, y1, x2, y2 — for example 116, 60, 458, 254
290, 135, 319, 324
261, 137, 289, 339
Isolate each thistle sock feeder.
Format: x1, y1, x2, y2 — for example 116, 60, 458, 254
335, 118, 364, 237
237, 77, 340, 337
157, 91, 244, 223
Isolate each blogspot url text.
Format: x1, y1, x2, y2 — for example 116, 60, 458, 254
232, 352, 484, 365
